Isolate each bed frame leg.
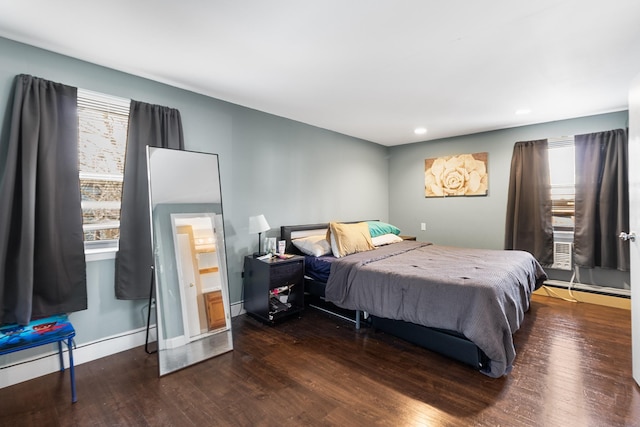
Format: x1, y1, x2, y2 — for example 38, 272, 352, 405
356, 310, 361, 330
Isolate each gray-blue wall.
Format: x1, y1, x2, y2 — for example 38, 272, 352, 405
0, 34, 630, 362
388, 111, 630, 289
0, 37, 389, 349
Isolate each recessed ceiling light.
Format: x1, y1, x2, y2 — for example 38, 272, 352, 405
414, 127, 427, 135
515, 109, 531, 115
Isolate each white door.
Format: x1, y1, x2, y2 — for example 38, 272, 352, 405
177, 234, 201, 338
629, 72, 640, 386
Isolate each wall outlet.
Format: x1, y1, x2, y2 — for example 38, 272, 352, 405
420, 222, 426, 231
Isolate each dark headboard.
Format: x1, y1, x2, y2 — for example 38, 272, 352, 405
281, 223, 330, 255
281, 220, 378, 255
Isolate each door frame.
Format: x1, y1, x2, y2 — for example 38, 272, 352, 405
629, 72, 640, 386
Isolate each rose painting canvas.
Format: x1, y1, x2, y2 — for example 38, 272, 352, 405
424, 152, 488, 197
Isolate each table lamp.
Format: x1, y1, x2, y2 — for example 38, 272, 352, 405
249, 214, 270, 257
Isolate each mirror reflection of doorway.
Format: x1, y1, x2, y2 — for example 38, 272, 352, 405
172, 214, 229, 343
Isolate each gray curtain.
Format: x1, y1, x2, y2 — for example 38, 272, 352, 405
115, 101, 184, 299
574, 129, 629, 271
0, 74, 87, 325
504, 139, 554, 265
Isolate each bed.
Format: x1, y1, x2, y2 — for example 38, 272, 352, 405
281, 221, 547, 378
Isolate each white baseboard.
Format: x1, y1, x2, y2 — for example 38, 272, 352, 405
544, 279, 630, 297
0, 325, 155, 389
163, 334, 188, 350
1, 301, 246, 389
230, 300, 245, 317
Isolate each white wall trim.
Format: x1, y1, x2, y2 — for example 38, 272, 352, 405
1, 300, 246, 389
544, 279, 630, 297
163, 335, 187, 349
230, 300, 245, 317
0, 325, 155, 389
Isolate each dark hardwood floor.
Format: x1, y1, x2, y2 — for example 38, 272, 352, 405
1, 294, 639, 426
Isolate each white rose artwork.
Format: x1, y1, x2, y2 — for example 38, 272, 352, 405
424, 152, 488, 197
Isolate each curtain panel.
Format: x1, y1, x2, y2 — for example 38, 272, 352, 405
115, 101, 184, 300
504, 139, 554, 265
574, 129, 629, 271
0, 74, 87, 325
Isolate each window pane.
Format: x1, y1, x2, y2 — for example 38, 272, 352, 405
80, 179, 122, 241
548, 145, 575, 186
78, 111, 128, 176
548, 142, 575, 231
77, 89, 130, 247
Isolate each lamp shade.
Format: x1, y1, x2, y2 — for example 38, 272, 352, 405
249, 214, 270, 234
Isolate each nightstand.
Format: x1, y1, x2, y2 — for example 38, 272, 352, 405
243, 255, 305, 324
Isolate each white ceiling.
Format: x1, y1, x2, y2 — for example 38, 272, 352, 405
1, 0, 639, 146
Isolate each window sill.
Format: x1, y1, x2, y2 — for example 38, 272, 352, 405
85, 247, 118, 262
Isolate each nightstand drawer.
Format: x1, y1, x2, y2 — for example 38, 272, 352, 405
270, 260, 303, 287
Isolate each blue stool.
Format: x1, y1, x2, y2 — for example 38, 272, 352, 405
0, 314, 77, 403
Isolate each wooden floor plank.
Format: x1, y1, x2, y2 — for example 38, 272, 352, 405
0, 294, 638, 426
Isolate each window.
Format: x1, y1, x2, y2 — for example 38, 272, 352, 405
548, 136, 575, 242
77, 89, 130, 252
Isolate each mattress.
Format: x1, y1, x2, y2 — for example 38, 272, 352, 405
324, 241, 547, 377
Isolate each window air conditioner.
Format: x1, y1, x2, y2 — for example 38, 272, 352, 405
552, 242, 573, 271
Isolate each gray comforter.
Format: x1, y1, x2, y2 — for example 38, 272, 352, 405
324, 241, 547, 377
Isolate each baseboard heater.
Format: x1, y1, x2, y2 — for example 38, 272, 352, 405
369, 315, 490, 372
543, 280, 630, 298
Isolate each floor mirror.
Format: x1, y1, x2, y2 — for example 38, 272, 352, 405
147, 147, 233, 376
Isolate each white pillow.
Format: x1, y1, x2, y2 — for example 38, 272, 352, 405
292, 235, 332, 257
371, 233, 403, 246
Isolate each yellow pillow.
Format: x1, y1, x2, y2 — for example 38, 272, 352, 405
327, 222, 375, 258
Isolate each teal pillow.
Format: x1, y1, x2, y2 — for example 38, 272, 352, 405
367, 221, 401, 238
